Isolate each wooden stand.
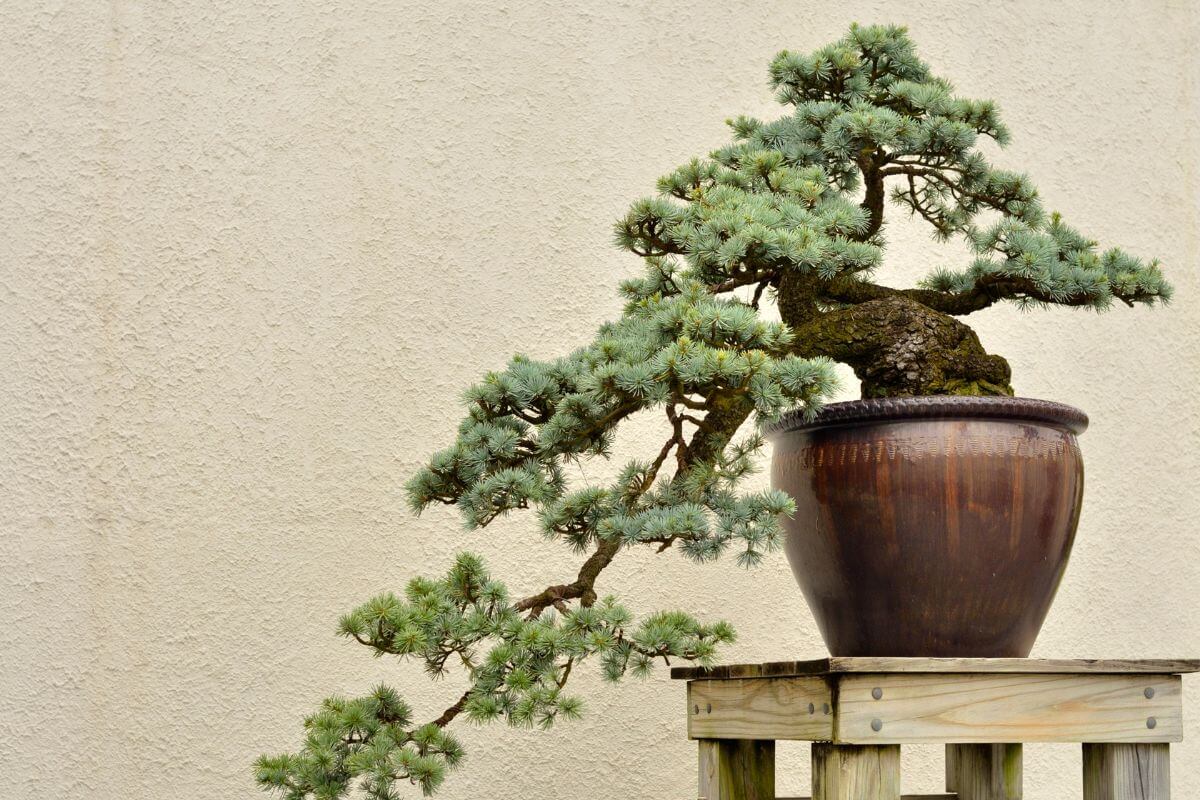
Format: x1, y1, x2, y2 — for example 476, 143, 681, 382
671, 658, 1200, 800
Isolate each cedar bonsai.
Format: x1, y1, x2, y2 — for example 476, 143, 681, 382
257, 24, 1170, 798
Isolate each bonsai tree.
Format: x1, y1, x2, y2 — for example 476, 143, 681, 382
257, 24, 1170, 799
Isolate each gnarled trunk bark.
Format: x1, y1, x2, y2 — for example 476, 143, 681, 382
779, 272, 1013, 397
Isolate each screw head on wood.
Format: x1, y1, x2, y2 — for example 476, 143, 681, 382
1145, 687, 1156, 699
706, 703, 712, 714
871, 687, 883, 700
693, 704, 699, 715
823, 703, 831, 715
808, 703, 815, 714
870, 718, 883, 732
1147, 717, 1157, 729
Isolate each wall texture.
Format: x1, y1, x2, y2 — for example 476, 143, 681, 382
1, 1, 1197, 798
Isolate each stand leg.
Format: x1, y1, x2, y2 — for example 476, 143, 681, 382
947, 744, 1023, 799
812, 743, 901, 800
1082, 743, 1169, 800
698, 739, 775, 800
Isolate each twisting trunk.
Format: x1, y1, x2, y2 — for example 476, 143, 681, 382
779, 272, 1014, 397
858, 155, 886, 239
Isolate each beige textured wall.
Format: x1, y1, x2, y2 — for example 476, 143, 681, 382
2, 1, 1197, 798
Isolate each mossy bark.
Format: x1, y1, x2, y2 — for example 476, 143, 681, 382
779, 271, 1014, 397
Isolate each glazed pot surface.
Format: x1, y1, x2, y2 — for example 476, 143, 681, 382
769, 397, 1086, 657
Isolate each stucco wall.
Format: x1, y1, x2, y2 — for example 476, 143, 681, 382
2, 1, 1197, 798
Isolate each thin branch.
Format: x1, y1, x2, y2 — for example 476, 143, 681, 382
431, 691, 470, 728
750, 281, 768, 310
556, 657, 575, 689
709, 269, 776, 294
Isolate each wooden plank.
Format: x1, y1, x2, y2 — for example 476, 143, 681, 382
831, 658, 1200, 675
698, 739, 775, 800
946, 744, 1022, 799
699, 741, 719, 800
671, 658, 1200, 680
837, 673, 1181, 744
676, 663, 771, 680
689, 677, 833, 740
1082, 743, 1170, 800
779, 796, 955, 800
812, 743, 901, 800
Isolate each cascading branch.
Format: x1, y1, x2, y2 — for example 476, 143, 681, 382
258, 23, 1170, 798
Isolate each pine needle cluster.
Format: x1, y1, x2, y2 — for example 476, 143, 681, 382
257, 555, 733, 799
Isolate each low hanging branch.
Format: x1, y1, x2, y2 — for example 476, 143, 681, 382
258, 23, 1170, 800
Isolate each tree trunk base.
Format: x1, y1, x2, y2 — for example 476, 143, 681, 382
791, 295, 1013, 397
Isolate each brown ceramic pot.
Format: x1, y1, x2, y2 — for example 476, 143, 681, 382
767, 396, 1087, 657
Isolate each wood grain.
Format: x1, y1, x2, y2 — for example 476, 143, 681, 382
688, 677, 833, 740
837, 673, 1181, 744
698, 739, 775, 800
780, 796, 955, 800
1082, 743, 1170, 800
671, 658, 1200, 681
946, 744, 1022, 799
812, 744, 901, 800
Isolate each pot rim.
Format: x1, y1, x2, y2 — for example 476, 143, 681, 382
765, 395, 1089, 437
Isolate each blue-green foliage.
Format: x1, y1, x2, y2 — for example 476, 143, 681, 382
614, 22, 1167, 311
255, 684, 460, 799
406, 280, 836, 559
257, 555, 732, 798
923, 213, 1172, 308
264, 272, 832, 799
617, 161, 881, 288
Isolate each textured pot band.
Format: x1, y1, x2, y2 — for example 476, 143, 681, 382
765, 396, 1089, 436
